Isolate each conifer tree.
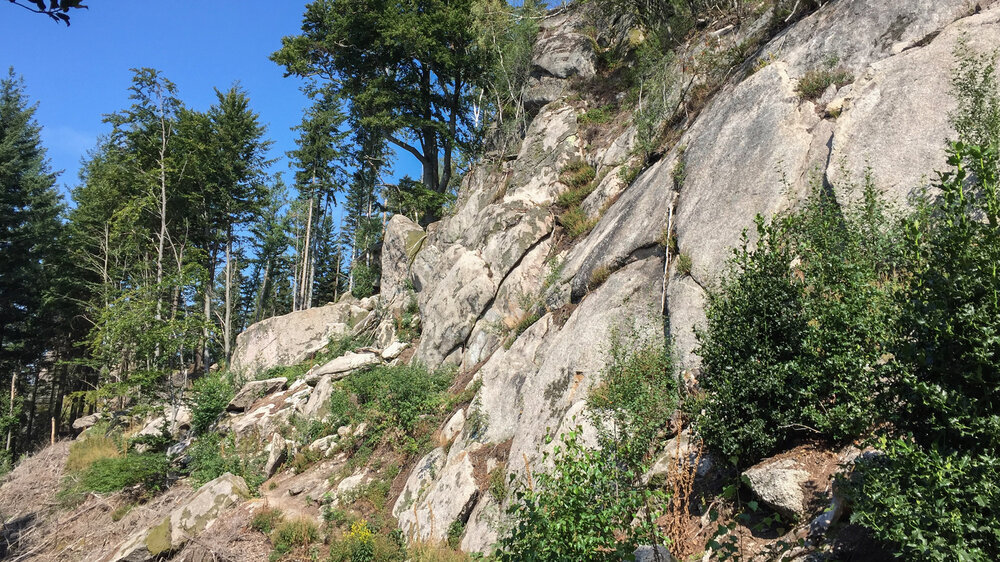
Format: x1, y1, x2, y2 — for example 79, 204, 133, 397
0, 69, 64, 458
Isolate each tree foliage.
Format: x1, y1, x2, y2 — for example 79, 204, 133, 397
7, 0, 87, 25
272, 0, 493, 194
694, 179, 903, 465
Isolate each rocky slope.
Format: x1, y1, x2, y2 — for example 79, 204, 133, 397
3, 0, 999, 559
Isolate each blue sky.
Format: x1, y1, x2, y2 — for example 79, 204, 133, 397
0, 1, 342, 200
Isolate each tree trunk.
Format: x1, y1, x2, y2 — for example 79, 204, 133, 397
299, 197, 314, 311
223, 233, 234, 363
5, 370, 17, 453
154, 82, 170, 360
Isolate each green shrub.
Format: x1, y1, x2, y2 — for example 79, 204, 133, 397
496, 332, 673, 560
559, 207, 597, 238
328, 387, 353, 428
694, 180, 902, 465
188, 371, 234, 434
346, 364, 454, 438
187, 432, 266, 491
675, 253, 692, 276
559, 160, 596, 189
329, 519, 409, 562
66, 432, 121, 473
447, 520, 465, 548
494, 429, 667, 561
351, 262, 378, 299
577, 106, 614, 125
796, 65, 853, 100
844, 46, 1000, 562
847, 439, 1000, 561
77, 453, 169, 494
588, 332, 676, 468
252, 506, 285, 535
271, 517, 319, 558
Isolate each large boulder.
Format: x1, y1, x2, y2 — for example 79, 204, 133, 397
226, 377, 287, 412
230, 300, 373, 377
71, 412, 101, 431
396, 449, 479, 542
299, 374, 335, 420
773, 0, 978, 78
310, 351, 381, 379
743, 458, 811, 519
393, 447, 448, 520
108, 473, 250, 561
827, 5, 1000, 205
381, 214, 425, 302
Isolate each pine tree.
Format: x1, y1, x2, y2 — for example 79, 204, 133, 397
287, 83, 351, 310
0, 69, 64, 458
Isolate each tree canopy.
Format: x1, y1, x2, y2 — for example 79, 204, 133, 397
271, 0, 493, 194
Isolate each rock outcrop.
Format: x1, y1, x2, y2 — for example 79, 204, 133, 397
230, 297, 376, 377
108, 473, 250, 561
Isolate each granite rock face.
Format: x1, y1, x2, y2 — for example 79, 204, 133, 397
231, 297, 376, 377
108, 473, 250, 561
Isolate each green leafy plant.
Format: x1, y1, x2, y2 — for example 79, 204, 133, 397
796, 63, 853, 100
73, 453, 169, 495
558, 207, 598, 239
674, 253, 692, 276
188, 371, 235, 434
270, 517, 319, 559
578, 106, 614, 125
252, 506, 285, 535
496, 331, 674, 560
694, 178, 902, 466
846, 438, 1000, 562
346, 363, 454, 440
186, 432, 267, 491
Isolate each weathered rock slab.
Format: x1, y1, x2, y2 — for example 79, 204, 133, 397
227, 378, 287, 412
108, 473, 250, 561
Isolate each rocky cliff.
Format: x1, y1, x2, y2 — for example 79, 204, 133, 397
4, 0, 999, 559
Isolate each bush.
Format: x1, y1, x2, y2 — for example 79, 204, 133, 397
66, 432, 121, 473
559, 207, 597, 238
496, 332, 674, 560
186, 432, 266, 490
77, 453, 169, 494
847, 439, 1000, 561
346, 364, 454, 438
252, 506, 285, 534
188, 371, 234, 434
588, 332, 676, 468
495, 429, 667, 561
675, 253, 692, 276
796, 65, 853, 100
328, 519, 410, 562
577, 106, 613, 125
271, 517, 319, 558
694, 180, 902, 465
